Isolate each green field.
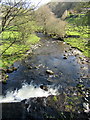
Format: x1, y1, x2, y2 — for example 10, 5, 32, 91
65, 14, 90, 57
0, 31, 40, 69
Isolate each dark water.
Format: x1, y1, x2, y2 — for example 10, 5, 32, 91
1, 33, 89, 119
2, 33, 86, 93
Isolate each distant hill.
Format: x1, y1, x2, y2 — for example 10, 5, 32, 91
47, 2, 77, 18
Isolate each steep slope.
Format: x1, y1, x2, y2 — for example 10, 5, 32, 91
47, 2, 77, 18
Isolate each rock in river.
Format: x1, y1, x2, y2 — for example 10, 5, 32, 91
63, 56, 68, 59
40, 85, 48, 91
46, 70, 54, 75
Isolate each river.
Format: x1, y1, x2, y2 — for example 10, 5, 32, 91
0, 33, 89, 120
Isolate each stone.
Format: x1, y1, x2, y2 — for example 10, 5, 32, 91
5, 74, 9, 79
40, 85, 48, 91
38, 44, 41, 47
63, 56, 67, 59
85, 59, 90, 63
7, 69, 14, 73
69, 48, 72, 51
27, 66, 32, 69
83, 103, 90, 113
26, 49, 32, 54
13, 67, 18, 71
65, 50, 68, 52
46, 70, 54, 75
34, 66, 39, 69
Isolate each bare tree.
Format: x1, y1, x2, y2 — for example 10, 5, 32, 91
35, 5, 66, 38
35, 5, 53, 34
0, 0, 41, 56
0, 0, 34, 33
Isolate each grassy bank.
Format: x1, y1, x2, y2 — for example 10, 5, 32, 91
64, 14, 90, 57
0, 31, 40, 69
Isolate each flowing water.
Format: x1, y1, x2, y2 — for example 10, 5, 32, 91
0, 83, 58, 103
0, 33, 89, 119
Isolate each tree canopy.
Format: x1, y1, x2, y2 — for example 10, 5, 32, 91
35, 5, 66, 38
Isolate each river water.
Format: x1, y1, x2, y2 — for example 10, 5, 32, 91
0, 33, 89, 119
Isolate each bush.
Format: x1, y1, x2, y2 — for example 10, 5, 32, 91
35, 5, 66, 38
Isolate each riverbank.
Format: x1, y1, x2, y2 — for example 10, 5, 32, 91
64, 13, 90, 57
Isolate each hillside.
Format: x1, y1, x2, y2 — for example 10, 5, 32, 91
47, 2, 77, 18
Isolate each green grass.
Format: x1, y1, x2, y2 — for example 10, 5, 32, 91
65, 14, 89, 57
64, 37, 90, 57
53, 96, 58, 102
26, 34, 40, 44
1, 31, 19, 39
1, 31, 40, 69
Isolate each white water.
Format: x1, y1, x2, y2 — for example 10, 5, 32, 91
0, 83, 58, 103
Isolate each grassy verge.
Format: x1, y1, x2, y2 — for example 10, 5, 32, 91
64, 14, 90, 57
0, 31, 40, 69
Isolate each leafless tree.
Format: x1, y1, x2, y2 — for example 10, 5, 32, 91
0, 0, 34, 33
0, 0, 41, 56
35, 5, 66, 38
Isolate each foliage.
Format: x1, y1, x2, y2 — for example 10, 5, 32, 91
1, 31, 40, 68
74, 2, 90, 13
35, 5, 66, 38
53, 96, 58, 102
35, 5, 52, 31
65, 2, 90, 57
0, 0, 40, 69
64, 37, 90, 57
65, 22, 90, 57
